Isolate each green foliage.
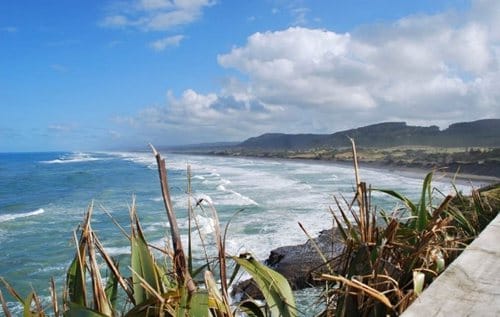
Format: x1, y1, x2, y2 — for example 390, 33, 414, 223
233, 254, 298, 317
376, 172, 434, 232
129, 205, 165, 306
321, 167, 499, 317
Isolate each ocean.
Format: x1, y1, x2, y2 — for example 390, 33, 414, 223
0, 151, 482, 315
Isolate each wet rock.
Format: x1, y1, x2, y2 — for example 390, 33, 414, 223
231, 227, 346, 299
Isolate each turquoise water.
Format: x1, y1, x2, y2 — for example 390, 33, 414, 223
0, 151, 477, 315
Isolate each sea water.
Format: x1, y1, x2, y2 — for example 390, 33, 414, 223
0, 151, 482, 315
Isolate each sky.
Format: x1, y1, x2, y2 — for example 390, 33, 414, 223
1, 0, 499, 152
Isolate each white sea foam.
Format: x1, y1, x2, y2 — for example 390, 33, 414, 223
149, 238, 169, 252
105, 246, 131, 256
0, 208, 45, 223
107, 151, 201, 171
33, 263, 67, 275
108, 152, 155, 167
226, 189, 259, 206
40, 152, 102, 164
172, 154, 475, 261
143, 222, 170, 232
214, 182, 258, 206
195, 193, 214, 206
225, 208, 333, 259
191, 215, 216, 237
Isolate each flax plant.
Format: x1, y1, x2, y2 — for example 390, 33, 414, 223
318, 140, 499, 316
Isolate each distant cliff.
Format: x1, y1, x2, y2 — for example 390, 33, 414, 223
238, 119, 500, 150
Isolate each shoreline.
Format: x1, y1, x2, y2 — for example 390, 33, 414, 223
356, 160, 500, 185
171, 151, 500, 186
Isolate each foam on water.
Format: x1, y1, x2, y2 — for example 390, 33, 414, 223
143, 222, 171, 232
195, 193, 214, 205
149, 238, 169, 251
0, 208, 45, 223
191, 214, 216, 237
104, 246, 131, 256
225, 189, 259, 206
40, 152, 102, 164
108, 151, 201, 172
107, 151, 157, 169
216, 183, 259, 206
32, 263, 68, 275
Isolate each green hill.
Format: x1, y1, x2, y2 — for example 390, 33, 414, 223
239, 119, 500, 150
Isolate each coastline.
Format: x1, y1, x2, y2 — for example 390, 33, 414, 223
356, 160, 500, 185
171, 151, 500, 186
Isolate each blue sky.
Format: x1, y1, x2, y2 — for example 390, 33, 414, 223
1, 0, 498, 152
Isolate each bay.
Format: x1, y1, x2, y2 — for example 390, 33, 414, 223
0, 151, 480, 314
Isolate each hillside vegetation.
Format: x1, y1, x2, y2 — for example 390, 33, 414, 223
185, 119, 500, 178
239, 119, 500, 150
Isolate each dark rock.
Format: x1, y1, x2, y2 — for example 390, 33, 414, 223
231, 227, 346, 299
230, 278, 262, 300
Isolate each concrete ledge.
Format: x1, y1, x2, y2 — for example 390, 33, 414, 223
402, 213, 500, 316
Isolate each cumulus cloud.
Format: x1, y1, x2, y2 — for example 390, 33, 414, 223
216, 2, 500, 128
118, 89, 281, 144
150, 34, 184, 51
218, 28, 376, 110
120, 0, 500, 144
100, 0, 214, 31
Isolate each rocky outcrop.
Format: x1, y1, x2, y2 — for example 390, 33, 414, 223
231, 227, 346, 299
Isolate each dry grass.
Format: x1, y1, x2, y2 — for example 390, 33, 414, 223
317, 142, 499, 316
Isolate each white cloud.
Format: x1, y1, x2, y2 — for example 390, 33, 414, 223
150, 34, 184, 51
100, 15, 130, 28
117, 89, 282, 144
218, 27, 378, 110
215, 1, 500, 128
120, 0, 500, 144
290, 7, 310, 26
138, 0, 173, 10
100, 0, 214, 31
